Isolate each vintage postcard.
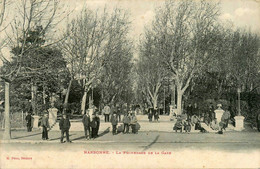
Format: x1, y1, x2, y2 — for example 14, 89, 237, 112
0, 0, 260, 168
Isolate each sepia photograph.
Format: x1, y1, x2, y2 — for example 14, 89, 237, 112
0, 0, 259, 168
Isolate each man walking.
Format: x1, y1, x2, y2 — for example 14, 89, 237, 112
82, 110, 91, 140
41, 112, 50, 140
59, 114, 72, 143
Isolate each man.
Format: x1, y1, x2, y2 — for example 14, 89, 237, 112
148, 107, 153, 122
209, 105, 215, 122
25, 112, 32, 132
94, 110, 100, 137
90, 114, 98, 139
82, 110, 91, 140
59, 114, 71, 143
193, 103, 199, 117
103, 105, 111, 122
116, 106, 121, 122
221, 110, 231, 130
186, 103, 193, 120
122, 112, 131, 134
41, 112, 50, 140
111, 112, 118, 135
130, 112, 138, 134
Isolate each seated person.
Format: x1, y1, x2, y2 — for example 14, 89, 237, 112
210, 118, 219, 131
191, 115, 201, 130
204, 113, 211, 126
183, 119, 191, 133
173, 116, 184, 132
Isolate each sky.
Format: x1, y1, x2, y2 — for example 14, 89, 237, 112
64, 0, 260, 37
0, 0, 260, 65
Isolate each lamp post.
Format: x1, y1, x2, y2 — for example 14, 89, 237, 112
234, 86, 244, 131
237, 87, 241, 116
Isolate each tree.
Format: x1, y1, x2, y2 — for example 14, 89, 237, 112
0, 0, 63, 139
62, 8, 132, 114
143, 0, 221, 114
100, 40, 133, 106
10, 26, 68, 115
137, 32, 166, 109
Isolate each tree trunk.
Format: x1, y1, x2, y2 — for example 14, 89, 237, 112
31, 84, 37, 115
177, 87, 183, 115
171, 84, 176, 107
3, 81, 11, 140
63, 79, 73, 114
42, 87, 46, 105
152, 96, 158, 109
81, 88, 88, 115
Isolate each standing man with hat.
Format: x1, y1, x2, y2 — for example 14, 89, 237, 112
82, 110, 91, 140
25, 112, 32, 132
103, 104, 111, 123
59, 113, 72, 143
41, 112, 50, 140
111, 112, 118, 135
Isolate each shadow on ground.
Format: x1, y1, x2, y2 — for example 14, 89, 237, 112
12, 132, 42, 139
142, 135, 160, 151
71, 127, 111, 141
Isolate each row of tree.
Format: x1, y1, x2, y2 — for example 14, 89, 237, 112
0, 0, 134, 139
136, 0, 260, 118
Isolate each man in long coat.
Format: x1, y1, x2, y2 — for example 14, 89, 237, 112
82, 110, 91, 140
59, 114, 71, 143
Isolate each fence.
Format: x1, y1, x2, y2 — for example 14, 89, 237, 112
0, 111, 26, 129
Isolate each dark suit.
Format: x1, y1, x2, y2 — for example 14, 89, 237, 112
25, 114, 32, 132
59, 117, 71, 142
82, 115, 91, 139
41, 116, 50, 140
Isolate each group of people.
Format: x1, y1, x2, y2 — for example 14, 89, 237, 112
39, 111, 72, 143
111, 111, 138, 135
25, 102, 259, 144
147, 107, 160, 122
82, 109, 100, 140
82, 105, 139, 140
173, 103, 231, 134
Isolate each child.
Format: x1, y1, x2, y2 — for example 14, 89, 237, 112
111, 112, 118, 135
